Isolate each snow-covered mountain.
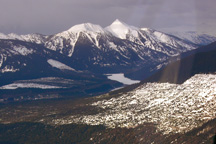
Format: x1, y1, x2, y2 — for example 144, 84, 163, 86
45, 19, 197, 58
0, 39, 102, 85
42, 20, 199, 74
0, 19, 213, 98
0, 19, 199, 75
45, 23, 106, 56
138, 41, 216, 84
1, 33, 216, 143
0, 32, 46, 44
105, 19, 139, 39
169, 31, 216, 46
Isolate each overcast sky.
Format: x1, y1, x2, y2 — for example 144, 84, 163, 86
0, 0, 215, 36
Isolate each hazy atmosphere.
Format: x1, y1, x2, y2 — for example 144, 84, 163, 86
1, 0, 216, 143
0, 0, 215, 35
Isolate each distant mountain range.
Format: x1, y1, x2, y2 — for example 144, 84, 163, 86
48, 39, 216, 144
141, 41, 216, 84
0, 20, 216, 143
1, 41, 216, 143
0, 19, 201, 74
169, 31, 216, 45
0, 19, 216, 101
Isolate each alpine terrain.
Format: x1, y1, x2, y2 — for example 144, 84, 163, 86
0, 0, 215, 143
0, 19, 215, 102
0, 41, 216, 143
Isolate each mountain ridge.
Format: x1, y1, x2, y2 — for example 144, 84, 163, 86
0, 20, 215, 101
1, 19, 215, 47
0, 19, 198, 74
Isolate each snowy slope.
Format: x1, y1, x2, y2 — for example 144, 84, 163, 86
53, 74, 216, 135
0, 39, 78, 79
139, 28, 197, 56
0, 40, 36, 73
0, 19, 204, 76
0, 20, 197, 59
169, 31, 216, 45
45, 23, 106, 57
105, 19, 139, 39
41, 19, 197, 74
47, 59, 76, 71
0, 33, 46, 44
105, 20, 197, 56
0, 33, 9, 39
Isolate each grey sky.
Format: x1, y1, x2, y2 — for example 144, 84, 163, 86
0, 0, 215, 36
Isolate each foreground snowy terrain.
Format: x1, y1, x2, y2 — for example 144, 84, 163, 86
53, 74, 216, 134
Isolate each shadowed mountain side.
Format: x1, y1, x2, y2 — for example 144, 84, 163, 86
141, 41, 216, 84
110, 41, 216, 96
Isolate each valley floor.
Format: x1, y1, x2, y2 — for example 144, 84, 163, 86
0, 74, 216, 144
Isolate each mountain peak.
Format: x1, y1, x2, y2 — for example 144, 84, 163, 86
106, 19, 139, 39
112, 19, 125, 25
67, 23, 104, 33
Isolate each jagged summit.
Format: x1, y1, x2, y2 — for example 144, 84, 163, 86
105, 19, 139, 39
111, 19, 127, 26
67, 23, 105, 33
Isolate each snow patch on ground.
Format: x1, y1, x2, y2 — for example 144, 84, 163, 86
1, 65, 19, 73
47, 59, 76, 71
106, 73, 140, 85
53, 74, 216, 135
0, 54, 3, 68
14, 46, 34, 56
0, 77, 76, 89
0, 83, 64, 89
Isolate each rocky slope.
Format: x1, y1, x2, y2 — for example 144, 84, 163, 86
52, 74, 216, 135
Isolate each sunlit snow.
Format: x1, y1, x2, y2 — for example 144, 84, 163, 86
106, 73, 140, 85
47, 59, 76, 71
53, 74, 216, 135
105, 19, 139, 39
14, 46, 34, 56
0, 83, 64, 89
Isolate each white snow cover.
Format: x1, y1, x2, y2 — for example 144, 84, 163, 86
0, 33, 45, 44
0, 83, 63, 89
106, 73, 140, 85
140, 28, 195, 55
13, 46, 34, 56
1, 20, 198, 58
0, 54, 3, 68
20, 34, 46, 44
47, 59, 76, 71
53, 74, 216, 134
1, 65, 19, 73
47, 23, 106, 56
0, 33, 9, 39
105, 19, 139, 39
169, 31, 216, 45
0, 77, 75, 89
68, 23, 105, 33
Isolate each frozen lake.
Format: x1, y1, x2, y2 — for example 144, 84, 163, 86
106, 73, 140, 85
